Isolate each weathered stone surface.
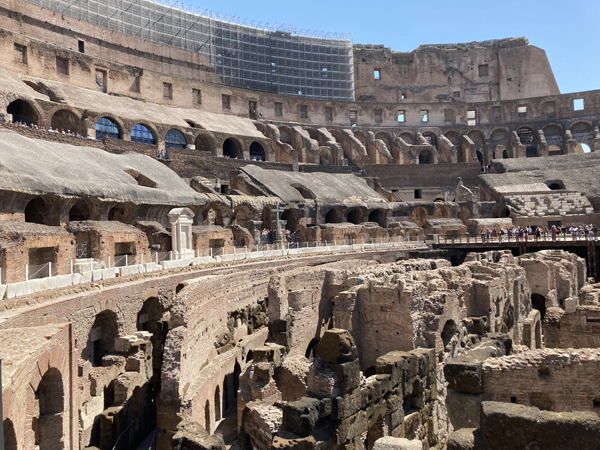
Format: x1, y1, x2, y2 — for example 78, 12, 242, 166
172, 420, 226, 450
372, 436, 423, 450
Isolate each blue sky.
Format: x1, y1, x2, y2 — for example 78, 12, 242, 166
181, 0, 599, 94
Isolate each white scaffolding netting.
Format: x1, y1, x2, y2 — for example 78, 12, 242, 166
26, 0, 355, 100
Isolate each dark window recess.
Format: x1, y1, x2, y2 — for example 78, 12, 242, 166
14, 44, 27, 64
325, 107, 333, 122
492, 106, 502, 120
478, 64, 489, 77
374, 109, 382, 124
414, 189, 422, 199
78, 40, 85, 53
274, 102, 282, 117
444, 109, 454, 123
222, 94, 230, 110
163, 83, 173, 99
349, 110, 357, 126
95, 69, 107, 93
300, 105, 308, 119
193, 89, 201, 104
56, 56, 69, 75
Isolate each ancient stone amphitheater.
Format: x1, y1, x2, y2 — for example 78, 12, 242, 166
1, 1, 600, 449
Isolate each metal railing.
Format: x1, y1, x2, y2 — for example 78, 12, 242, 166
438, 231, 599, 246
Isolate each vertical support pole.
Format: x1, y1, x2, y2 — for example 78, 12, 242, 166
25, 264, 28, 282
48, 262, 52, 278
125, 254, 128, 267
156, 252, 159, 264
70, 260, 73, 275
170, 251, 173, 261
210, 248, 213, 258
141, 253, 144, 265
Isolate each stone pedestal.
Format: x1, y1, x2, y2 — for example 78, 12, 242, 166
168, 207, 195, 260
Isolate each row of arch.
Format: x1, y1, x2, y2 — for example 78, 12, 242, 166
6, 98, 268, 159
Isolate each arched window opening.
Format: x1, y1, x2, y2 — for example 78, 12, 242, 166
205, 400, 211, 433
195, 134, 214, 153
51, 109, 82, 134
131, 124, 156, 145
281, 209, 298, 232
368, 209, 387, 228
7, 99, 38, 125
36, 368, 64, 450
95, 117, 120, 139
108, 203, 136, 224
3, 419, 17, 450
476, 150, 484, 164
347, 209, 362, 224
418, 150, 433, 164
25, 197, 51, 225
250, 142, 266, 161
69, 200, 90, 222
223, 138, 240, 158
165, 129, 186, 149
214, 386, 222, 422
325, 208, 342, 224
86, 310, 119, 366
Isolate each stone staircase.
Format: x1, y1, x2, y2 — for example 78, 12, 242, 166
505, 191, 594, 217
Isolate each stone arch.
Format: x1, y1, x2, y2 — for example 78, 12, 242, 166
346, 209, 363, 224
491, 128, 510, 158
25, 197, 57, 226
130, 123, 157, 145
445, 131, 463, 162
194, 132, 216, 154
36, 367, 64, 450
231, 205, 253, 228
457, 205, 472, 225
108, 202, 136, 224
571, 121, 594, 149
205, 400, 211, 433
7, 98, 40, 125
375, 131, 394, 150
281, 208, 299, 232
214, 385, 222, 422
368, 209, 387, 227
399, 132, 415, 145
250, 141, 266, 161
434, 205, 452, 219
304, 127, 320, 143
165, 128, 187, 149
278, 126, 294, 145
3, 419, 17, 450
468, 130, 486, 160
353, 130, 368, 148
319, 147, 334, 165
50, 108, 83, 134
543, 124, 564, 154
517, 126, 537, 157
260, 205, 273, 230
223, 138, 242, 158
85, 309, 119, 366
422, 131, 437, 147
325, 208, 342, 224
69, 199, 91, 222
95, 115, 122, 139
203, 203, 231, 227
412, 206, 427, 227
418, 149, 434, 164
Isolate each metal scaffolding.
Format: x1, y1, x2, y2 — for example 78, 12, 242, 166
25, 0, 355, 100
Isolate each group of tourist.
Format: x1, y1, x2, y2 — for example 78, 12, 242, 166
218, 154, 265, 162
8, 120, 84, 138
156, 148, 169, 160
480, 224, 599, 242
260, 228, 298, 244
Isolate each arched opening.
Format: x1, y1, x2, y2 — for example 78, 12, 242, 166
278, 127, 293, 145
468, 130, 486, 162
7, 99, 38, 125
69, 200, 90, 222
476, 150, 484, 164
547, 181, 564, 190
441, 320, 458, 347
423, 132, 437, 147
130, 124, 156, 145
435, 206, 451, 219
281, 209, 298, 232
418, 150, 433, 164
347, 209, 362, 225
195, 134, 214, 153
36, 368, 64, 450
543, 125, 564, 154
214, 386, 222, 422
95, 117, 121, 139
518, 127, 537, 157
107, 203, 136, 224
571, 122, 594, 149
51, 109, 82, 134
305, 338, 320, 361
531, 294, 546, 322
249, 142, 265, 161
25, 197, 54, 225
325, 208, 342, 224
165, 129, 186, 149
137, 297, 167, 392
368, 209, 387, 227
223, 138, 240, 158
233, 361, 241, 400
375, 132, 394, 151
411, 207, 428, 227
86, 310, 119, 366
205, 400, 211, 433
231, 206, 251, 228
503, 150, 509, 159
204, 205, 227, 227
260, 206, 273, 230
399, 132, 414, 145
3, 419, 17, 450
